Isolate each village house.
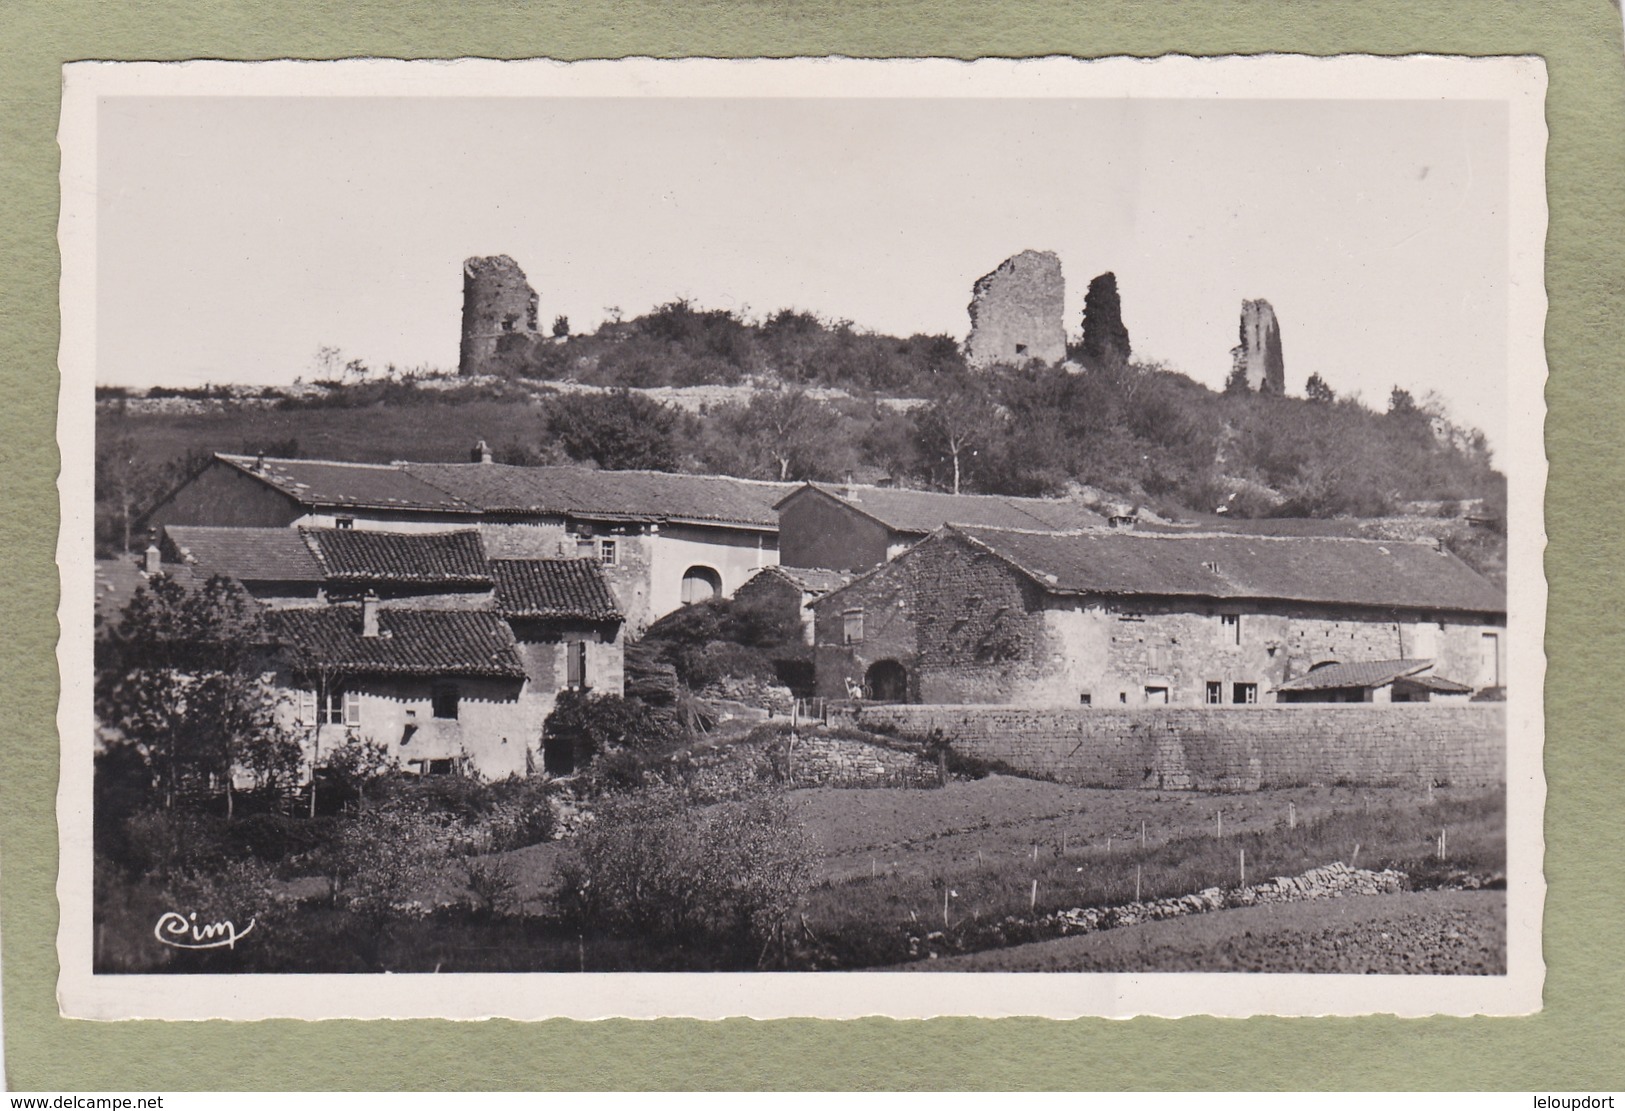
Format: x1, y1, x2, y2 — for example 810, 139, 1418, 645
142, 451, 792, 632
99, 524, 626, 781
730, 565, 856, 646
775, 481, 1107, 572
809, 524, 1506, 707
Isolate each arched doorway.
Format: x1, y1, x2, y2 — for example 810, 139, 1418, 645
681, 565, 722, 604
865, 659, 908, 703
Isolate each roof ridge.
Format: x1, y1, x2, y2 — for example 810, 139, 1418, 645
217, 452, 407, 472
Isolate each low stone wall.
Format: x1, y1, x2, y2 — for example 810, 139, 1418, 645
849, 703, 1504, 791
783, 733, 939, 789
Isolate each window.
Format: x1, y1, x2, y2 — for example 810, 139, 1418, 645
1119, 691, 1128, 704
1206, 681, 1224, 705
334, 516, 354, 530
1221, 613, 1241, 645
1015, 343, 1028, 356
1233, 682, 1258, 704
1479, 632, 1501, 687
318, 685, 360, 726
1117, 612, 1145, 623
576, 538, 596, 559
843, 609, 865, 645
1144, 685, 1169, 705
598, 539, 617, 566
432, 684, 460, 720
1079, 692, 1092, 706
567, 641, 587, 690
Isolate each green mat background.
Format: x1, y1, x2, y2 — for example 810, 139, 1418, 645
3, 1, 1620, 1091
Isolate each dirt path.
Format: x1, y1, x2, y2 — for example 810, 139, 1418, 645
901, 888, 1506, 974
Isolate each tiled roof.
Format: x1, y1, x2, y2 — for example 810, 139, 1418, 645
216, 454, 479, 514
783, 483, 1106, 534
1277, 659, 1433, 692
271, 607, 526, 678
407, 463, 790, 529
1399, 672, 1475, 693
749, 565, 855, 595
163, 526, 325, 582
303, 528, 491, 585
94, 558, 197, 623
490, 559, 623, 621
936, 526, 1506, 614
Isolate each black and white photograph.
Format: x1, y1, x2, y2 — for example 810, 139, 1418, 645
56, 56, 1547, 1020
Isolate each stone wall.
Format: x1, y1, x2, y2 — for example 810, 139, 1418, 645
1230, 298, 1285, 393
965, 250, 1067, 369
782, 733, 939, 789
460, 255, 540, 376
851, 703, 1505, 791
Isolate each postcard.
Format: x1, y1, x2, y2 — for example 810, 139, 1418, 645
57, 55, 1547, 1020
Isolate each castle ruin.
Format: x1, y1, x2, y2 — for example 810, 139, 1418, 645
965, 250, 1067, 370
460, 255, 540, 376
1230, 298, 1285, 394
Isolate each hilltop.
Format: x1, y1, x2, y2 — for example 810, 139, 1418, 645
95, 299, 1505, 579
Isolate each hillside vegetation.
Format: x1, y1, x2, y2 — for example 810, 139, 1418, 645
96, 299, 1505, 561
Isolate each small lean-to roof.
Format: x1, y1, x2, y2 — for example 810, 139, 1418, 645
884, 525, 1505, 614
407, 463, 789, 529
1277, 659, 1434, 692
490, 559, 623, 621
780, 482, 1106, 535
747, 565, 855, 595
302, 528, 491, 586
215, 454, 479, 514
271, 607, 526, 679
163, 525, 325, 583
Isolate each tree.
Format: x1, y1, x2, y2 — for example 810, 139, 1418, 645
729, 385, 842, 481
322, 732, 395, 807
913, 371, 1001, 494
1080, 272, 1131, 368
551, 314, 571, 338
1304, 372, 1336, 404
95, 574, 294, 813
541, 691, 681, 770
1388, 385, 1418, 416
547, 389, 683, 471
1223, 365, 1252, 396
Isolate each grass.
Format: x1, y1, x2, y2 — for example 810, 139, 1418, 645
93, 780, 1505, 973
792, 786, 1503, 969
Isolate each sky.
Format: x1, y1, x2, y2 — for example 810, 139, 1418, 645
96, 93, 1512, 450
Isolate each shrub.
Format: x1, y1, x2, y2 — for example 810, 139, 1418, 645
556, 786, 817, 962
542, 690, 684, 769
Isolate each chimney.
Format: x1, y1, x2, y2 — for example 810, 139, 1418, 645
143, 542, 162, 574
361, 591, 380, 638
254, 451, 266, 473
472, 439, 493, 464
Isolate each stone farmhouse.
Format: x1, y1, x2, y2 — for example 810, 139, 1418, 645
775, 481, 1107, 572
730, 564, 855, 646
809, 524, 1506, 707
143, 451, 791, 633
99, 524, 625, 781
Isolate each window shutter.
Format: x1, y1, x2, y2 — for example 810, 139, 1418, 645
343, 688, 362, 726
298, 688, 316, 722
568, 642, 586, 688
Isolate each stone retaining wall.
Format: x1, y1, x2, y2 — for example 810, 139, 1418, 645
849, 703, 1504, 791
783, 734, 940, 789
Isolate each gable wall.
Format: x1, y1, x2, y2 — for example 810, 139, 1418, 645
145, 462, 305, 530
778, 490, 895, 571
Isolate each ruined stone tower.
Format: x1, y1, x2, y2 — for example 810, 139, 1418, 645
459, 255, 540, 376
965, 250, 1067, 370
1229, 298, 1285, 393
